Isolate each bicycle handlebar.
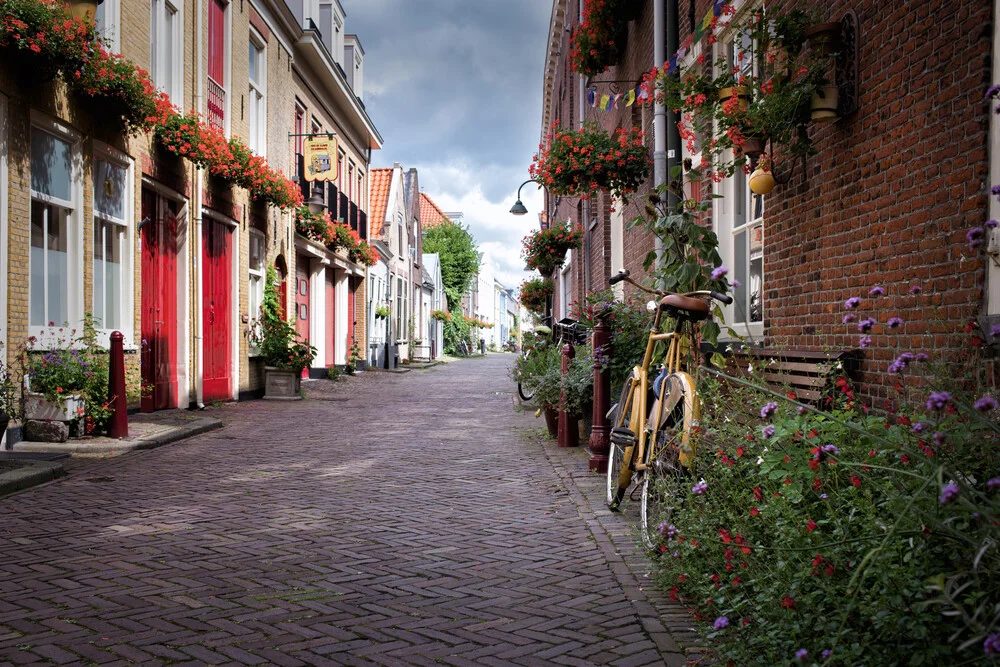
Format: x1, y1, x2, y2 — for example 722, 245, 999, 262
711, 290, 734, 305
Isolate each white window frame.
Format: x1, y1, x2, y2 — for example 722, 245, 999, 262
712, 1, 765, 340
92, 142, 134, 347
95, 0, 121, 52
150, 0, 183, 107
29, 114, 84, 346
560, 256, 572, 320
248, 28, 267, 156
248, 228, 265, 354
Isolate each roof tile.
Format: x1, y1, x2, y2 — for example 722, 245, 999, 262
368, 167, 393, 239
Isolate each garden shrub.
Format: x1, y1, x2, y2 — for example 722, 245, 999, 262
647, 288, 1000, 665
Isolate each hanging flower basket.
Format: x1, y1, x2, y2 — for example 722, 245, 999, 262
430, 309, 450, 322
520, 278, 554, 315
569, 0, 630, 76
522, 221, 585, 277
530, 123, 650, 201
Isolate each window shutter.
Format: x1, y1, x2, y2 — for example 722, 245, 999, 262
328, 184, 338, 221
359, 211, 367, 240
339, 192, 349, 224
349, 202, 358, 232
297, 154, 309, 201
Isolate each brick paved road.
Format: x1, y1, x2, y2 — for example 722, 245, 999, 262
0, 356, 698, 666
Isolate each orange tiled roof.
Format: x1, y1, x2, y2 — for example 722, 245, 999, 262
419, 193, 451, 229
368, 167, 393, 239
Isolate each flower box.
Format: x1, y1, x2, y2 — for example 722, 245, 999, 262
263, 367, 302, 401
24, 392, 85, 422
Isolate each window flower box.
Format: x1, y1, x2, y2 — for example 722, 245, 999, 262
24, 392, 85, 422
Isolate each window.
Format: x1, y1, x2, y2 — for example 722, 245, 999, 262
30, 123, 81, 334
396, 276, 404, 341
95, 0, 120, 51
294, 103, 305, 158
248, 32, 266, 155
337, 150, 344, 190
248, 230, 265, 324
347, 161, 354, 201
92, 152, 131, 334
150, 0, 181, 104
207, 0, 228, 132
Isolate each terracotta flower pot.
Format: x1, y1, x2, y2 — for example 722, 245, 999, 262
543, 405, 559, 439
741, 135, 766, 158
748, 167, 776, 195
811, 85, 839, 122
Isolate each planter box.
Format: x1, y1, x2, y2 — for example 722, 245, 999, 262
263, 367, 302, 401
24, 392, 85, 422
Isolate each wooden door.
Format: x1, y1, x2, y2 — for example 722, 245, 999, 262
294, 255, 310, 377
140, 188, 179, 412
347, 278, 356, 357
202, 218, 232, 402
326, 269, 336, 366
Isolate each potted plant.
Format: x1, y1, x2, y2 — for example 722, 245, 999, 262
375, 303, 391, 320
519, 277, 555, 315
530, 123, 651, 200
520, 346, 562, 438
563, 356, 594, 441
569, 0, 631, 76
250, 266, 317, 400
522, 221, 585, 277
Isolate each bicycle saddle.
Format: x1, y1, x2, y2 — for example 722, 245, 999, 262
660, 294, 710, 321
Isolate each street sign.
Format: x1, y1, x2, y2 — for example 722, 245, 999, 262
303, 135, 338, 182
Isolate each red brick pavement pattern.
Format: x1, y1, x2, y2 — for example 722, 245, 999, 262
0, 356, 699, 666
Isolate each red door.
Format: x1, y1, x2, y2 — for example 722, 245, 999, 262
202, 218, 232, 402
347, 278, 356, 355
140, 189, 179, 412
295, 255, 310, 377
326, 269, 336, 366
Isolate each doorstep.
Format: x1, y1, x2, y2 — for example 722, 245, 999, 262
5, 410, 223, 456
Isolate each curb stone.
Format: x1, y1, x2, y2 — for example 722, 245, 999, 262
7, 416, 223, 455
0, 460, 65, 496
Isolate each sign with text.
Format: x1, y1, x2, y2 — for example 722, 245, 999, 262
303, 135, 338, 182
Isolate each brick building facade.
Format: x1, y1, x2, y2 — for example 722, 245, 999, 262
0, 0, 379, 428
540, 0, 999, 399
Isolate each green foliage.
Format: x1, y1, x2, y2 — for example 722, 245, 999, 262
327, 365, 340, 382
519, 278, 554, 315
518, 345, 562, 409
521, 221, 585, 276
562, 356, 594, 416
249, 266, 316, 372
443, 315, 472, 356
571, 289, 652, 395
423, 221, 479, 312
648, 337, 1000, 664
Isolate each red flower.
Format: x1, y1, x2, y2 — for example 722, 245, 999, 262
781, 595, 795, 609
749, 507, 759, 517
805, 519, 817, 534
850, 475, 862, 487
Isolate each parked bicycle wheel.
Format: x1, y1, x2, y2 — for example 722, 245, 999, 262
607, 376, 638, 509
516, 349, 534, 401
640, 373, 696, 551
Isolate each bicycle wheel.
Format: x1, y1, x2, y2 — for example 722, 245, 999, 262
607, 376, 638, 509
516, 350, 534, 401
640, 373, 696, 551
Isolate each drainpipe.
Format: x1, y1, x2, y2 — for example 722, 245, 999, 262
665, 0, 681, 211
192, 0, 206, 409
579, 1, 591, 293
653, 0, 667, 263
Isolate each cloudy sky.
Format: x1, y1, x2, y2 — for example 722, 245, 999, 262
340, 0, 551, 291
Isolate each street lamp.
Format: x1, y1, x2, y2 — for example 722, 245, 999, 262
509, 179, 540, 216
306, 184, 326, 215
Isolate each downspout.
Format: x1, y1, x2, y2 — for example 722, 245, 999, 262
653, 0, 667, 263
579, 1, 591, 295
665, 0, 681, 210
192, 0, 206, 409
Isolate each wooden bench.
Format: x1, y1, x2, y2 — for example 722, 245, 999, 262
720, 347, 862, 407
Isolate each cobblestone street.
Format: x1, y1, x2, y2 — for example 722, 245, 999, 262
0, 355, 698, 666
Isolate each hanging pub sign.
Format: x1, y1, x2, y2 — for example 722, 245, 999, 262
303, 134, 338, 182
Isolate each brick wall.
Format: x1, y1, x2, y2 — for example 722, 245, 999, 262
543, 0, 997, 400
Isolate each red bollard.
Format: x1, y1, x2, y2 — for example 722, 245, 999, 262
589, 313, 611, 472
108, 331, 128, 438
558, 342, 578, 448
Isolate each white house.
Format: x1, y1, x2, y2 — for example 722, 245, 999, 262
423, 253, 445, 358
368, 164, 412, 367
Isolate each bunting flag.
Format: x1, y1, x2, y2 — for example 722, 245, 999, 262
587, 88, 597, 107
623, 89, 636, 107
599, 94, 611, 110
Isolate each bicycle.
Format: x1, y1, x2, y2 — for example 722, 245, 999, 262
515, 321, 553, 402
605, 269, 732, 550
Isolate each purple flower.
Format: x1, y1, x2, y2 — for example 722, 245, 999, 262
843, 297, 860, 310
911, 422, 928, 433
993, 184, 1000, 197
760, 402, 778, 419
658, 523, 679, 540
987, 478, 1000, 490
968, 227, 986, 250
987, 219, 999, 229
908, 284, 923, 295
992, 324, 1000, 338
762, 425, 775, 439
974, 396, 998, 412
711, 266, 728, 280
821, 444, 839, 455
692, 480, 708, 495
819, 493, 828, 499
985, 633, 1000, 655
821, 650, 833, 659
859, 336, 872, 348
986, 85, 1000, 100
732, 278, 741, 288
795, 649, 808, 660
915, 352, 929, 362
842, 313, 857, 324
887, 317, 903, 329
868, 286, 885, 297
933, 431, 947, 446
797, 406, 808, 416
672, 551, 680, 558
888, 352, 915, 374
939, 481, 960, 504
926, 391, 952, 411
858, 318, 877, 333
713, 616, 729, 630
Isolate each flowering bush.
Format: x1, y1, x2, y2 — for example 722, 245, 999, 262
430, 309, 450, 322
570, 288, 650, 395
293, 206, 333, 245
648, 261, 1000, 662
569, 0, 632, 76
522, 221, 584, 276
649, 7, 829, 178
519, 278, 554, 315
349, 238, 378, 267
530, 122, 650, 200
0, 0, 96, 82
70, 45, 172, 133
